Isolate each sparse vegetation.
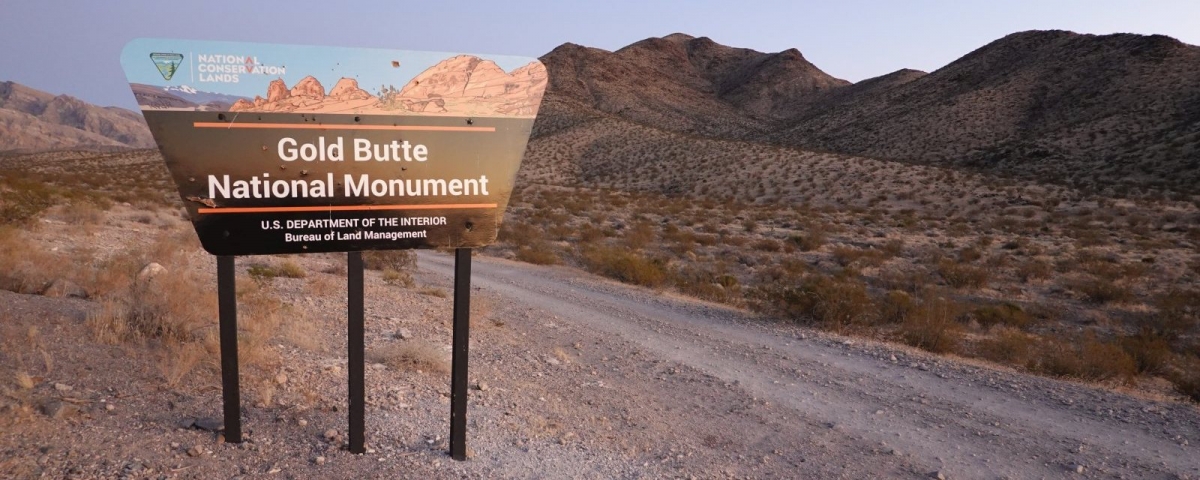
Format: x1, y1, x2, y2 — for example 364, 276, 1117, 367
368, 340, 449, 374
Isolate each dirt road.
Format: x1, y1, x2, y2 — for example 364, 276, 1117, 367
419, 251, 1200, 479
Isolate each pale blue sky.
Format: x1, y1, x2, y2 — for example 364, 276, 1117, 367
2, 0, 1197, 109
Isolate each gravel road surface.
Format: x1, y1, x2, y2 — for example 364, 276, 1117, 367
420, 251, 1200, 479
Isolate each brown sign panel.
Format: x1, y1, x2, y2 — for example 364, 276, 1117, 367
121, 39, 546, 255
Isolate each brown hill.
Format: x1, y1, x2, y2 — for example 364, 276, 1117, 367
538, 33, 847, 138
774, 30, 1200, 194
0, 81, 154, 152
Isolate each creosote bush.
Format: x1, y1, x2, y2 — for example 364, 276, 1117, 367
515, 244, 560, 265
936, 259, 990, 290
581, 246, 668, 288
900, 294, 962, 354
1029, 335, 1137, 383
751, 275, 874, 330
972, 303, 1030, 329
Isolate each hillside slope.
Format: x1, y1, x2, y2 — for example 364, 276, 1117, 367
539, 33, 847, 138
0, 81, 154, 152
775, 31, 1200, 194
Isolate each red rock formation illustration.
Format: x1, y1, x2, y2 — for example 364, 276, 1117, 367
329, 78, 372, 101
227, 57, 545, 117
289, 76, 325, 98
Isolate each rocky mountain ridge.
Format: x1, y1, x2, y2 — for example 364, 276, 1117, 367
0, 81, 154, 152
534, 30, 1200, 195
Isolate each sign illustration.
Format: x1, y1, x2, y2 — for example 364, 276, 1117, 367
121, 38, 547, 256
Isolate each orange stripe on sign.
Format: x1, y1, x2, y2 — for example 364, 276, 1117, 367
198, 204, 497, 214
192, 122, 495, 132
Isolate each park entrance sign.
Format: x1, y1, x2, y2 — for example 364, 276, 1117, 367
121, 38, 546, 256
120, 39, 546, 460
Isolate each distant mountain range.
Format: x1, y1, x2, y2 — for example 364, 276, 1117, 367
0, 81, 154, 152
4, 30, 1197, 194
535, 31, 1200, 195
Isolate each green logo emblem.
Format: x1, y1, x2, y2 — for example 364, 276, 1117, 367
150, 53, 184, 81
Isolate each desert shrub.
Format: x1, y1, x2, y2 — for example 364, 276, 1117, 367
1070, 276, 1133, 304
247, 261, 306, 280
1030, 335, 1137, 383
900, 295, 962, 354
278, 260, 306, 278
752, 238, 782, 252
498, 219, 539, 245
880, 268, 934, 295
789, 230, 826, 252
936, 259, 990, 289
670, 265, 741, 305
879, 290, 915, 324
0, 176, 55, 225
60, 201, 106, 225
976, 327, 1032, 365
831, 246, 886, 267
1119, 332, 1172, 374
381, 268, 414, 287
368, 340, 449, 374
0, 227, 62, 294
515, 245, 560, 265
86, 265, 217, 345
577, 223, 607, 243
958, 247, 983, 262
361, 250, 416, 272
1153, 288, 1200, 337
622, 221, 657, 250
752, 275, 874, 330
580, 246, 667, 288
880, 239, 904, 258
1168, 357, 1200, 402
1016, 259, 1053, 282
972, 303, 1030, 329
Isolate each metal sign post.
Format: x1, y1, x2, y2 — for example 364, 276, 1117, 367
217, 255, 242, 443
347, 252, 366, 454
449, 248, 472, 460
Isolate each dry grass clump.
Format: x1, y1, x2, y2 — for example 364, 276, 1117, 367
751, 275, 874, 331
972, 303, 1031, 329
0, 175, 55, 225
976, 327, 1034, 364
670, 264, 742, 305
580, 246, 668, 288
899, 294, 962, 354
515, 245, 560, 265
789, 229, 826, 252
878, 290, 915, 324
362, 250, 417, 271
0, 226, 64, 294
936, 259, 990, 290
1027, 334, 1137, 383
382, 268, 415, 288
368, 340, 449, 374
247, 260, 306, 280
85, 264, 216, 345
1069, 276, 1133, 304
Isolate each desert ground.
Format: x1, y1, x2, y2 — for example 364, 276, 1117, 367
0, 149, 1198, 479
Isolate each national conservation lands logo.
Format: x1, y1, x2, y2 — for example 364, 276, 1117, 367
149, 53, 183, 81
